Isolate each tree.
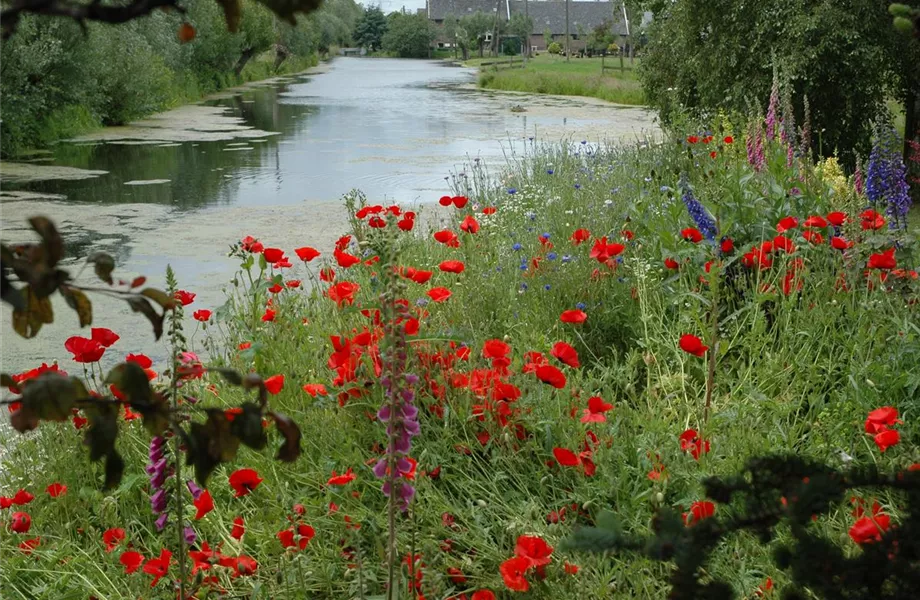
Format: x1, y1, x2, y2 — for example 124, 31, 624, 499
586, 19, 614, 54
381, 12, 433, 59
461, 11, 494, 58
543, 27, 553, 50
507, 13, 534, 57
640, 0, 920, 166
354, 6, 387, 52
442, 13, 459, 58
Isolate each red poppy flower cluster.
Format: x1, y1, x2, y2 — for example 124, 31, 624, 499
679, 428, 711, 460
683, 500, 716, 526
499, 535, 553, 592
355, 204, 416, 231
848, 498, 891, 544
64, 327, 119, 363
864, 407, 902, 452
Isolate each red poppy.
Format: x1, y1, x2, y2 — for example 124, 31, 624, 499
261, 248, 283, 263
327, 467, 356, 486
551, 341, 579, 368
120, 550, 145, 574
231, 516, 245, 540
679, 334, 708, 357
581, 396, 613, 423
560, 309, 587, 324
515, 535, 553, 567
564, 562, 579, 575
471, 590, 496, 600
10, 489, 34, 505
278, 524, 316, 550
439, 260, 465, 274
125, 353, 153, 369
500, 555, 532, 592
334, 248, 361, 268
320, 267, 336, 282
831, 236, 854, 250
398, 214, 416, 231
776, 216, 798, 232
261, 308, 276, 322
868, 249, 896, 270
241, 236, 264, 253
460, 215, 480, 234
302, 383, 328, 397
860, 209, 886, 230
427, 287, 452, 303
46, 483, 66, 498
874, 429, 900, 452
294, 246, 320, 262
327, 281, 360, 306
679, 428, 710, 460
721, 238, 734, 253
229, 468, 263, 497
192, 310, 211, 322
446, 566, 467, 585
143, 549, 172, 587
570, 229, 591, 245
264, 374, 285, 395
536, 364, 566, 388
683, 501, 716, 525
681, 228, 703, 243
664, 257, 680, 270
193, 489, 214, 520
803, 215, 828, 228
687, 135, 699, 144
802, 230, 824, 245
772, 235, 795, 254
174, 290, 196, 306
827, 211, 847, 227
91, 327, 120, 348
849, 512, 891, 544
434, 230, 460, 247
589, 237, 625, 263
103, 528, 126, 552
864, 407, 901, 433
64, 336, 105, 363
9, 511, 31, 533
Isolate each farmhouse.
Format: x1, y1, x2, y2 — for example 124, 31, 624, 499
426, 0, 636, 54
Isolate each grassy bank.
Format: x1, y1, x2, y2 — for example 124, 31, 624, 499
472, 54, 645, 105
1, 116, 918, 598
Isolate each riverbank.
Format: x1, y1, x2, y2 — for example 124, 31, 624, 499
2, 110, 917, 597
467, 54, 646, 106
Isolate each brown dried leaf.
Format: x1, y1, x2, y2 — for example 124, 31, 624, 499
88, 252, 115, 285
270, 411, 302, 462
60, 285, 92, 328
29, 216, 64, 267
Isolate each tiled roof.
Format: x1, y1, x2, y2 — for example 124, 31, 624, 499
428, 0, 630, 36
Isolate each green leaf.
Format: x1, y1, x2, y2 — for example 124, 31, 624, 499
84, 402, 119, 462
140, 288, 177, 310
105, 362, 152, 406
87, 252, 115, 285
12, 285, 54, 338
11, 371, 87, 432
125, 296, 165, 340
231, 402, 267, 451
270, 411, 302, 462
104, 452, 125, 490
29, 216, 64, 267
60, 285, 92, 328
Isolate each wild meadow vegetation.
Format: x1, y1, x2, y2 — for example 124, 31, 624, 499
475, 55, 644, 106
0, 0, 362, 157
2, 68, 919, 598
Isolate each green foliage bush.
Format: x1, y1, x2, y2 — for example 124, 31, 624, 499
547, 41, 562, 54
381, 12, 434, 58
0, 0, 361, 157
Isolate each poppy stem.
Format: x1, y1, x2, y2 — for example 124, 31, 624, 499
703, 255, 720, 425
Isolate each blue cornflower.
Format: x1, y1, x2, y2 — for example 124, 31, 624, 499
541, 233, 550, 240
519, 260, 528, 271
520, 283, 528, 290
547, 252, 557, 261
561, 255, 572, 263
543, 284, 551, 291
526, 212, 536, 221
576, 302, 586, 310
512, 243, 522, 251
547, 169, 554, 175
508, 188, 517, 194
574, 184, 581, 189
416, 298, 429, 307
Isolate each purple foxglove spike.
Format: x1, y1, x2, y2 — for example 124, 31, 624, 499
400, 404, 418, 420
155, 513, 169, 531
396, 457, 413, 474
183, 526, 197, 545
187, 480, 203, 501
403, 419, 420, 436
404, 373, 419, 385
373, 458, 389, 479
394, 434, 411, 454
400, 389, 415, 402
377, 405, 391, 422
150, 469, 167, 490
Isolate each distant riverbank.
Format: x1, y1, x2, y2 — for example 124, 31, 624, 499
465, 54, 645, 106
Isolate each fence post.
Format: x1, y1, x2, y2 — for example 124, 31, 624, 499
601, 53, 604, 74
619, 50, 624, 73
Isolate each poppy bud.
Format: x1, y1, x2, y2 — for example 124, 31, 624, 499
476, 499, 487, 507
655, 492, 664, 504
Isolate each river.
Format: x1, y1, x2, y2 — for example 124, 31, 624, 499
0, 57, 656, 375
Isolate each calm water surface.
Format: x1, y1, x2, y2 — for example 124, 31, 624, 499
0, 58, 656, 373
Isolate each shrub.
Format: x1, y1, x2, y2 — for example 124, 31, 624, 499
548, 42, 562, 54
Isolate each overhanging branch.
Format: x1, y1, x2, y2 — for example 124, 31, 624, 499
1, 0, 185, 39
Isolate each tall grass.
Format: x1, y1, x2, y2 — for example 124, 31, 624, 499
479, 69, 645, 105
